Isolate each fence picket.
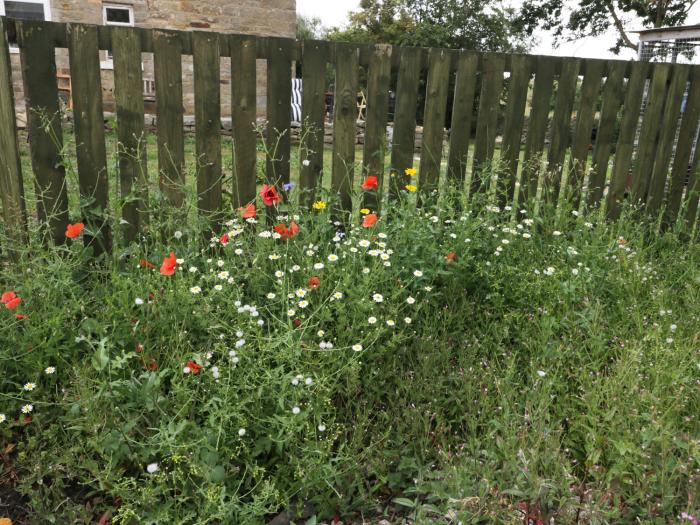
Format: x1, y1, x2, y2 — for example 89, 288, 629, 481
546, 58, 579, 201
418, 47, 451, 203
193, 31, 222, 229
471, 53, 505, 195
606, 62, 650, 220
112, 26, 148, 243
567, 59, 605, 208
266, 37, 293, 195
631, 63, 671, 202
230, 35, 257, 211
68, 23, 111, 255
17, 20, 69, 245
299, 40, 328, 208
586, 61, 626, 208
389, 47, 421, 200
362, 43, 392, 213
0, 17, 26, 246
520, 55, 556, 204
664, 69, 700, 228
646, 65, 689, 214
331, 43, 359, 216
153, 30, 185, 208
499, 54, 532, 206
446, 51, 478, 185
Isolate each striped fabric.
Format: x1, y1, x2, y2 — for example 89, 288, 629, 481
291, 78, 302, 122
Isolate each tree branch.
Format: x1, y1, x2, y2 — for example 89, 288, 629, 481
607, 3, 637, 51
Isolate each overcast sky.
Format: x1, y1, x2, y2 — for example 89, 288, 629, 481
296, 0, 700, 60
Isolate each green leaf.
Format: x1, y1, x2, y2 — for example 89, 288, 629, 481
393, 497, 416, 508
304, 516, 317, 525
209, 465, 226, 483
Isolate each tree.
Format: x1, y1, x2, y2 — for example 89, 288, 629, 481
326, 0, 533, 53
297, 14, 325, 41
517, 0, 697, 54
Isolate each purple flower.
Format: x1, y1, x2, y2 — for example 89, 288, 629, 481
283, 182, 295, 192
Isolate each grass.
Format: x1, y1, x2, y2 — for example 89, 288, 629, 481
1, 127, 698, 525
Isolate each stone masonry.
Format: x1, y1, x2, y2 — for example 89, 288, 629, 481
8, 0, 296, 122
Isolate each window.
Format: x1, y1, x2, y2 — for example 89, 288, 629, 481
0, 0, 52, 50
103, 4, 133, 26
101, 4, 133, 68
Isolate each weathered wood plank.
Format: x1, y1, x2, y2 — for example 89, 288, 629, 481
606, 61, 650, 220
331, 43, 359, 216
471, 53, 505, 195
586, 61, 626, 208
646, 64, 689, 214
0, 17, 27, 245
546, 57, 579, 202
112, 26, 148, 243
630, 63, 671, 202
299, 40, 328, 208
230, 35, 257, 210
498, 54, 532, 206
266, 37, 293, 194
361, 43, 392, 213
389, 46, 421, 200
153, 29, 185, 208
567, 59, 605, 208
418, 47, 451, 203
193, 31, 222, 229
664, 69, 700, 228
446, 51, 478, 185
684, 132, 700, 228
17, 20, 68, 245
68, 23, 111, 254
519, 55, 556, 204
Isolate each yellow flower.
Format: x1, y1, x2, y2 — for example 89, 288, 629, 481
359, 208, 370, 215
405, 184, 417, 193
0, 518, 12, 525
312, 201, 327, 210
405, 167, 417, 176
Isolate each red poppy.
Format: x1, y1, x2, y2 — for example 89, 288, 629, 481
274, 221, 299, 239
185, 359, 203, 375
15, 314, 27, 320
2, 291, 21, 310
220, 232, 230, 245
160, 252, 177, 276
239, 203, 257, 219
293, 319, 301, 328
308, 276, 320, 289
260, 184, 282, 206
139, 259, 156, 270
147, 358, 158, 371
362, 213, 378, 228
361, 175, 379, 190
446, 252, 457, 263
65, 222, 85, 239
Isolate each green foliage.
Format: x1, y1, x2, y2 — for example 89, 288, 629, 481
1, 173, 699, 523
327, 0, 532, 52
516, 0, 694, 54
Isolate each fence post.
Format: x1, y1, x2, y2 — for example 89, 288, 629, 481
112, 26, 148, 243
68, 23, 111, 255
418, 47, 451, 205
231, 34, 258, 211
0, 17, 27, 247
361, 43, 392, 214
446, 51, 478, 187
331, 42, 359, 218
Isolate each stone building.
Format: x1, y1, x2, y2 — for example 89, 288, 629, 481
2, 0, 297, 119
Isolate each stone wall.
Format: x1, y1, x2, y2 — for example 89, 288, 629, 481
10, 0, 296, 122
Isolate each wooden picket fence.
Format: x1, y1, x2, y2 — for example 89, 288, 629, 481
1, 17, 700, 256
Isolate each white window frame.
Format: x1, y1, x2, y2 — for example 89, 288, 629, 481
0, 0, 52, 53
101, 3, 134, 69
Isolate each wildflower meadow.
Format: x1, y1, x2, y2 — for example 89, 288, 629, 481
0, 168, 699, 524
